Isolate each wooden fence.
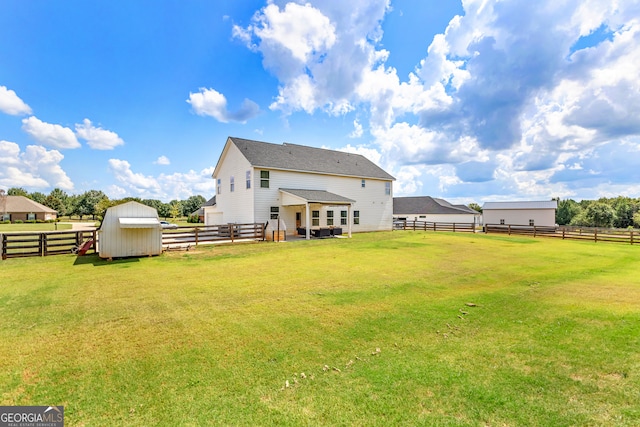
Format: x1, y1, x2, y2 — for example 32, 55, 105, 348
393, 220, 477, 233
1, 223, 266, 260
1, 230, 97, 260
161, 223, 265, 248
484, 224, 639, 245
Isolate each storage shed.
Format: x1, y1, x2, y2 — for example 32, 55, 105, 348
98, 201, 163, 259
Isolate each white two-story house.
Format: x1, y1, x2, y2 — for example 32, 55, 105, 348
204, 137, 395, 239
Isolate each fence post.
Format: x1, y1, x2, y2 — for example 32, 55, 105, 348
1, 234, 6, 260
630, 230, 634, 245
413, 221, 416, 231
508, 225, 511, 235
92, 230, 97, 253
533, 225, 537, 237
40, 233, 46, 256
453, 223, 456, 233
594, 228, 598, 243
229, 223, 234, 242
195, 227, 199, 246
562, 228, 565, 239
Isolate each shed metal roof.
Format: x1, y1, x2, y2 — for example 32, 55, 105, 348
228, 137, 395, 181
118, 217, 161, 228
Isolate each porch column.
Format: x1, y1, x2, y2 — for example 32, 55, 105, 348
305, 202, 311, 240
348, 203, 352, 238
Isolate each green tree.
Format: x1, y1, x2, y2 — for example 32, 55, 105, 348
7, 187, 28, 196
45, 188, 70, 216
28, 191, 47, 205
582, 202, 616, 228
633, 212, 640, 228
74, 190, 108, 220
182, 195, 206, 216
556, 199, 581, 225
611, 196, 636, 228
169, 201, 182, 219
468, 203, 482, 213
142, 199, 170, 218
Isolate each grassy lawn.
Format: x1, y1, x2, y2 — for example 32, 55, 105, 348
0, 223, 73, 232
1, 232, 639, 426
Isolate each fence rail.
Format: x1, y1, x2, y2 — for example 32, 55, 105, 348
1, 223, 266, 260
162, 223, 265, 247
1, 230, 97, 259
484, 224, 638, 245
393, 220, 477, 233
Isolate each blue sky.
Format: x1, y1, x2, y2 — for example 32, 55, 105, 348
1, 0, 639, 203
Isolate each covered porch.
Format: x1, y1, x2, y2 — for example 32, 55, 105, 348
279, 189, 355, 240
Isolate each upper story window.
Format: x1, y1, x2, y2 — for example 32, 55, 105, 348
361, 179, 366, 188
217, 178, 221, 195
260, 170, 270, 188
246, 170, 251, 189
385, 181, 391, 195
230, 176, 235, 192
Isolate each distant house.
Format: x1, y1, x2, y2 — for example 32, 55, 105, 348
1, 196, 57, 222
191, 196, 216, 222
482, 200, 558, 227
204, 137, 395, 239
394, 196, 481, 225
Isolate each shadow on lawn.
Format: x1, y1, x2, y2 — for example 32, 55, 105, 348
72, 254, 141, 267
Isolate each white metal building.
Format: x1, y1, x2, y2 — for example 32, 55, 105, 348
482, 200, 558, 227
204, 137, 395, 239
98, 201, 163, 259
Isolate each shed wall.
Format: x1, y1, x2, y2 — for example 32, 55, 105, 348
482, 209, 556, 227
98, 202, 162, 258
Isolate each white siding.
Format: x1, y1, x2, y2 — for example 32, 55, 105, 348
253, 169, 393, 233
209, 143, 255, 225
483, 209, 556, 227
98, 201, 162, 258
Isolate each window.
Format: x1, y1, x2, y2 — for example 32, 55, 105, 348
340, 210, 347, 225
385, 181, 391, 195
246, 170, 251, 189
353, 210, 360, 225
312, 210, 320, 226
230, 176, 235, 192
500, 219, 505, 225
529, 219, 535, 226
361, 179, 366, 188
260, 170, 269, 188
27, 213, 36, 221
419, 215, 426, 219
270, 206, 279, 220
1, 214, 9, 222
326, 210, 334, 226
217, 178, 221, 195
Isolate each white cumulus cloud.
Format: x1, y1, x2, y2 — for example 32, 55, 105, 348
187, 88, 260, 123
0, 140, 74, 190
0, 86, 32, 115
21, 116, 80, 149
154, 155, 170, 165
75, 119, 124, 150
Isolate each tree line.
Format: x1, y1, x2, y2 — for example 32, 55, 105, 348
3, 187, 207, 222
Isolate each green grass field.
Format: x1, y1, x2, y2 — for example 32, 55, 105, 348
1, 232, 639, 426
0, 223, 73, 232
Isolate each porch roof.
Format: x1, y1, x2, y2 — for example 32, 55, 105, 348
279, 188, 355, 206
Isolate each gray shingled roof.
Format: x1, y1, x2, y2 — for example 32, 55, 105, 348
4, 196, 57, 213
280, 189, 355, 204
394, 196, 479, 215
229, 137, 395, 180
